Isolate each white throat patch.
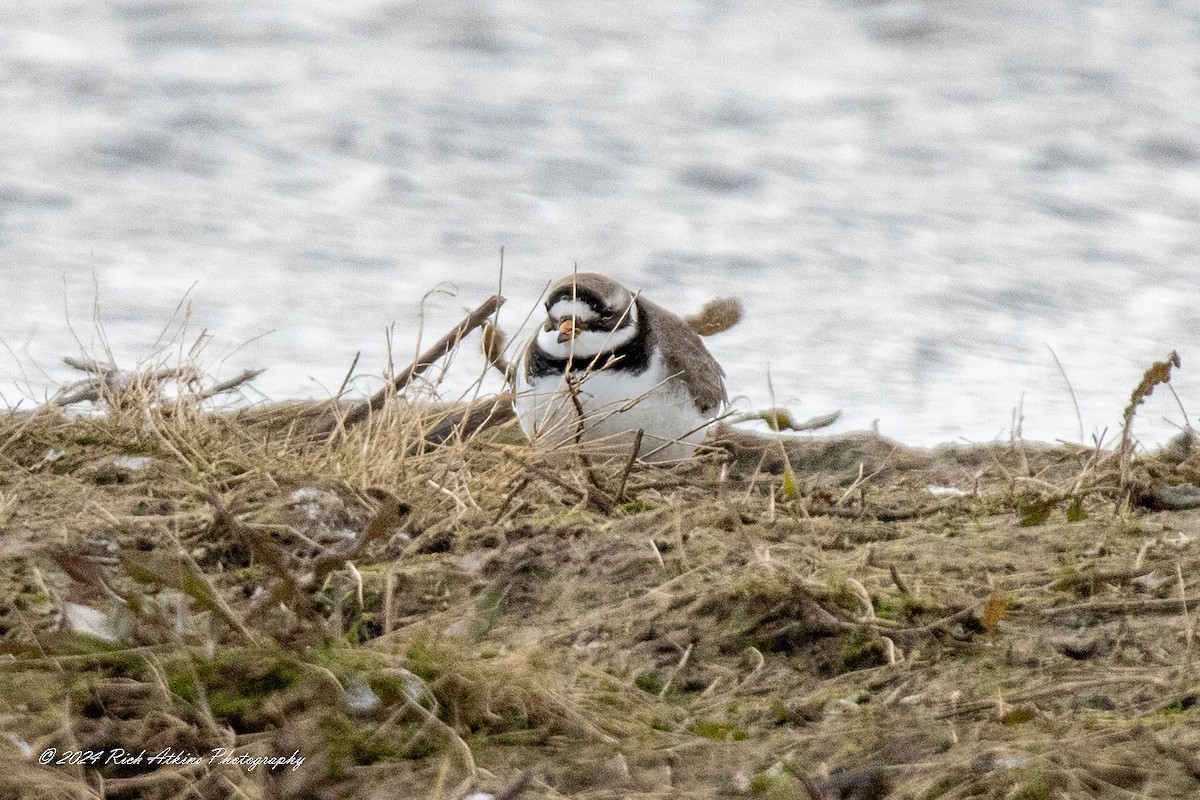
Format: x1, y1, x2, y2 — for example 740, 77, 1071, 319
535, 320, 638, 361
536, 300, 639, 361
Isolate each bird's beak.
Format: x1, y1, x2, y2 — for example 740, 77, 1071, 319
557, 318, 576, 343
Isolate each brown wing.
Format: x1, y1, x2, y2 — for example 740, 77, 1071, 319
640, 297, 727, 414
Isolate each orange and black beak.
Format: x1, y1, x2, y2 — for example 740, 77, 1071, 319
557, 318, 577, 343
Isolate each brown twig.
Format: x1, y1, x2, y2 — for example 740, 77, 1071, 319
62, 356, 113, 373
424, 394, 517, 446
725, 408, 841, 432
54, 358, 199, 406
316, 294, 504, 440
334, 351, 361, 398
383, 569, 397, 636
616, 428, 645, 502
184, 368, 264, 403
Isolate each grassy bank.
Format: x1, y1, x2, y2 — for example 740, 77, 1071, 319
1, 367, 1199, 799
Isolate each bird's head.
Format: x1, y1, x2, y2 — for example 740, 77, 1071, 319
538, 273, 639, 357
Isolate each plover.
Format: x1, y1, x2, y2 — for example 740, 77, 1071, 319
516, 273, 726, 461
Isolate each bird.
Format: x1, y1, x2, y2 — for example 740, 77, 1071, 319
515, 272, 727, 461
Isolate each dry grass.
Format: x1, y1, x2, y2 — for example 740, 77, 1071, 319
1, 336, 1199, 800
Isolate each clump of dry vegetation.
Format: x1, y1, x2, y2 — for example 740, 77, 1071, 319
1, 317, 1199, 800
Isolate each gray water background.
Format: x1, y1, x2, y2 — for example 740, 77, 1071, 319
2, 0, 1199, 447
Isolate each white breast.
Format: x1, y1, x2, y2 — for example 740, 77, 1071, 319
515, 351, 715, 462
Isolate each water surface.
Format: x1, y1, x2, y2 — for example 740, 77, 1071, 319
2, 0, 1198, 446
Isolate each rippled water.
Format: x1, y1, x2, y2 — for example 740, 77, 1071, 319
3, 0, 1198, 446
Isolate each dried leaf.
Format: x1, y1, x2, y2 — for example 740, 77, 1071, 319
1124, 350, 1181, 421
51, 551, 112, 591
481, 322, 510, 374
362, 489, 408, 547
1120, 351, 1182, 480
981, 588, 1008, 632
765, 408, 794, 432
781, 465, 799, 501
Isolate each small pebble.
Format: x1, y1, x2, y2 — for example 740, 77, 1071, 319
112, 456, 152, 470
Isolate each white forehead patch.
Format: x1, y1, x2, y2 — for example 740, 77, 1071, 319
547, 298, 598, 322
